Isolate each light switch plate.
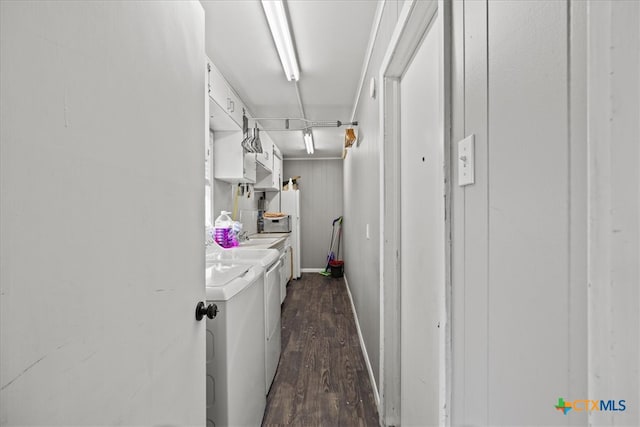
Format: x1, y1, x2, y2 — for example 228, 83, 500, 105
458, 134, 475, 186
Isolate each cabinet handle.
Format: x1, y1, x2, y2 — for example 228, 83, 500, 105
230, 100, 235, 113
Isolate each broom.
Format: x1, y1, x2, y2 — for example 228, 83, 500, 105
320, 216, 342, 276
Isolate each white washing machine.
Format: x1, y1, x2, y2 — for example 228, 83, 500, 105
206, 246, 282, 393
205, 262, 265, 427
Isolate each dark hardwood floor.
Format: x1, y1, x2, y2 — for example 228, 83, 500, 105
262, 273, 380, 426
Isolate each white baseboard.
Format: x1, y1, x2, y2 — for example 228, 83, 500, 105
301, 268, 325, 273
343, 274, 381, 413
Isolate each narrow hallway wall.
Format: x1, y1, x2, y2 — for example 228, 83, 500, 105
343, 0, 408, 404
347, 1, 639, 426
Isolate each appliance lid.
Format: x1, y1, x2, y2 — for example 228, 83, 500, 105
207, 248, 280, 268
205, 263, 251, 287
206, 263, 262, 301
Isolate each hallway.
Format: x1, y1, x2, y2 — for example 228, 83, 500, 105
262, 274, 379, 426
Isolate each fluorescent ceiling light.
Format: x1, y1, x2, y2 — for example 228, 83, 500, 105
304, 131, 314, 154
261, 0, 300, 81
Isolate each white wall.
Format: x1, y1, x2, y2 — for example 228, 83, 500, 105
449, 0, 640, 425
213, 179, 260, 223
343, 1, 407, 395
346, 0, 640, 425
283, 159, 343, 269
348, 0, 639, 425
450, 1, 587, 425
587, 2, 640, 425
0, 2, 206, 425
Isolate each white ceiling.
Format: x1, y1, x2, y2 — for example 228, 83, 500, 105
200, 0, 379, 158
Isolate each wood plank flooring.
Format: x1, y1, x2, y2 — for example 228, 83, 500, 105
262, 273, 380, 426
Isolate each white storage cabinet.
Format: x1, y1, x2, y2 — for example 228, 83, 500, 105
207, 60, 246, 129
214, 131, 256, 183
255, 134, 282, 192
255, 133, 273, 172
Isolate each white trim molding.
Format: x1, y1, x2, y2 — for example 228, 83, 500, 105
343, 275, 381, 421
350, 0, 387, 123
378, 1, 451, 425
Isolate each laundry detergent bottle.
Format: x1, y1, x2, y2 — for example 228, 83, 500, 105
214, 211, 235, 248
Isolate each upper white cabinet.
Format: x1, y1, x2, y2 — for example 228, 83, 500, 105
207, 60, 226, 106
214, 131, 256, 183
207, 59, 246, 129
273, 143, 281, 162
207, 56, 282, 187
226, 90, 245, 128
273, 145, 283, 190
255, 134, 273, 172
273, 153, 282, 190
255, 133, 282, 191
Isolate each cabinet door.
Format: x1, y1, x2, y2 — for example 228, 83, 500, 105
265, 261, 281, 342
279, 257, 287, 304
227, 90, 245, 128
256, 136, 273, 171
208, 62, 228, 107
206, 59, 212, 98
272, 153, 282, 190
214, 131, 256, 183
285, 245, 292, 281
264, 261, 282, 390
207, 59, 249, 132
289, 247, 293, 281
243, 149, 256, 183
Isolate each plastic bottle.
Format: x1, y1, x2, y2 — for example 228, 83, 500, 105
205, 225, 215, 246
214, 211, 234, 248
225, 221, 241, 247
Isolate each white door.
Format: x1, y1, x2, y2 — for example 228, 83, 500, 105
0, 2, 206, 425
399, 11, 444, 426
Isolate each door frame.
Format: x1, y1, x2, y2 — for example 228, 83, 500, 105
378, 1, 452, 425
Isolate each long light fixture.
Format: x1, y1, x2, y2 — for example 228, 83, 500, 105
261, 0, 300, 81
303, 131, 314, 154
